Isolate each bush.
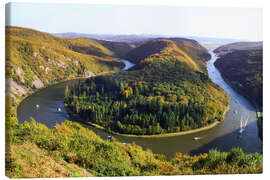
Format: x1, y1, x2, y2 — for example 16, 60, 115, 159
8, 116, 263, 177
238, 153, 262, 169
226, 147, 245, 164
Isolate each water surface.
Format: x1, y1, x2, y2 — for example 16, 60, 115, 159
17, 54, 262, 158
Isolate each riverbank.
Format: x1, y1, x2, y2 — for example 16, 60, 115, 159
214, 71, 262, 139
213, 58, 263, 141
14, 59, 127, 126
65, 105, 231, 138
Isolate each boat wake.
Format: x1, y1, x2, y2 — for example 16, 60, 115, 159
239, 116, 249, 134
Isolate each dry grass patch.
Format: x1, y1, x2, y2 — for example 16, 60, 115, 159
6, 142, 93, 178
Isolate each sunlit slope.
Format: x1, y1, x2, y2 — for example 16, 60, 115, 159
65, 39, 230, 135
168, 38, 211, 71
5, 26, 136, 97
126, 39, 210, 72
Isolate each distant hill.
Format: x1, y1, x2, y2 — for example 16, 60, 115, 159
125, 38, 210, 72
214, 50, 262, 109
5, 26, 136, 97
54, 32, 155, 45
214, 42, 262, 56
54, 32, 241, 46
186, 36, 240, 45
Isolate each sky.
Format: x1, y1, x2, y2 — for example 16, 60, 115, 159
5, 2, 263, 41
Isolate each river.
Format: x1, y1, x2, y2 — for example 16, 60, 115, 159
17, 52, 262, 158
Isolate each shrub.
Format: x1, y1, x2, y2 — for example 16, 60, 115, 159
226, 147, 245, 164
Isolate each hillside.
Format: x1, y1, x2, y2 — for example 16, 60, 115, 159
5, 27, 262, 177
214, 50, 263, 109
5, 26, 136, 97
97, 39, 136, 59
125, 38, 210, 72
6, 97, 262, 178
65, 39, 229, 135
214, 41, 262, 56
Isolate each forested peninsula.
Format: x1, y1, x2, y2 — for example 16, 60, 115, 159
64, 39, 230, 135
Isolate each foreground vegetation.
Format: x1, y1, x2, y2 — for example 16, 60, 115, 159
65, 39, 229, 135
6, 97, 262, 178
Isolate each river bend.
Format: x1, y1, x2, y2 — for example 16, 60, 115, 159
17, 53, 262, 158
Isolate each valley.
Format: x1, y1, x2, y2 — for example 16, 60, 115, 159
5, 26, 135, 97
64, 39, 229, 136
6, 26, 263, 177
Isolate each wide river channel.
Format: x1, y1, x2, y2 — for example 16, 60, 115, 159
17, 50, 262, 158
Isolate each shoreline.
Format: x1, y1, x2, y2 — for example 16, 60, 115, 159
15, 54, 232, 139
65, 106, 230, 138
214, 62, 262, 140
15, 68, 123, 114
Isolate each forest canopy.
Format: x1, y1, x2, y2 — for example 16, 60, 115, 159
214, 50, 262, 109
65, 39, 229, 135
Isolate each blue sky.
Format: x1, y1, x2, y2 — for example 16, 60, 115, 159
6, 2, 262, 41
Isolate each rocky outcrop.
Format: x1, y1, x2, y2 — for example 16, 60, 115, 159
14, 67, 25, 83
6, 78, 28, 97
32, 75, 44, 89
83, 70, 95, 77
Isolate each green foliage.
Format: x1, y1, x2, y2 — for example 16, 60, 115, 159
125, 38, 210, 72
226, 147, 245, 164
5, 26, 128, 91
214, 50, 262, 108
65, 40, 229, 135
5, 97, 262, 177
7, 116, 262, 177
192, 149, 262, 174
194, 149, 227, 170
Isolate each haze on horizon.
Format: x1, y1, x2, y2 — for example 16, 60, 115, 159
6, 2, 263, 41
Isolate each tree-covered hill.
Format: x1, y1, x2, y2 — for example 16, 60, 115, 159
125, 38, 210, 72
214, 41, 262, 56
65, 39, 229, 135
5, 26, 138, 97
214, 50, 262, 109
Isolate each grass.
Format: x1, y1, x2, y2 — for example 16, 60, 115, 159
6, 26, 128, 97
6, 142, 93, 178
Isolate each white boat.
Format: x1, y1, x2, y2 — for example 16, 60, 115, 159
239, 117, 248, 134
193, 137, 201, 140
36, 104, 40, 108
57, 107, 61, 112
239, 128, 244, 134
